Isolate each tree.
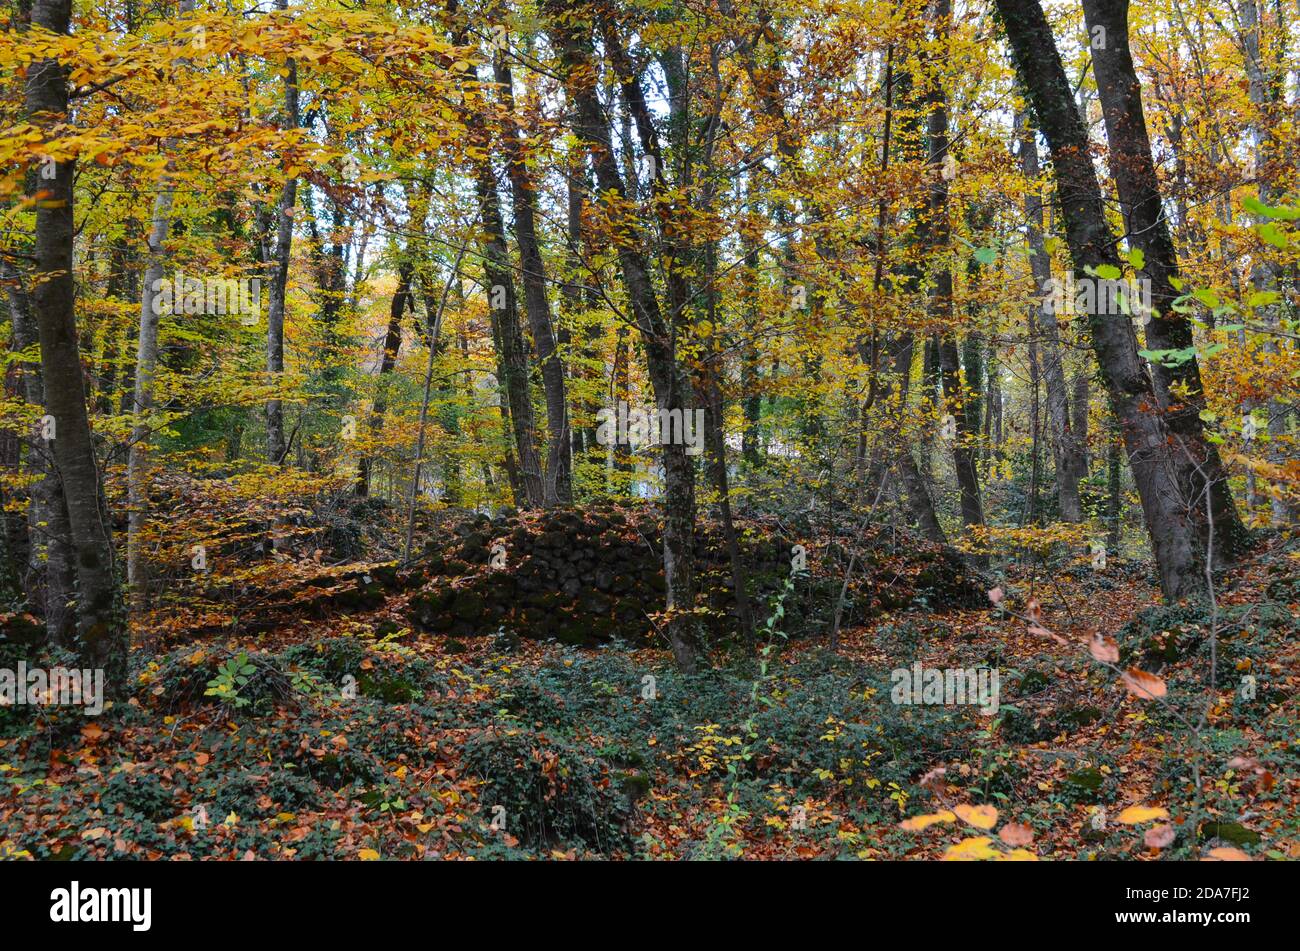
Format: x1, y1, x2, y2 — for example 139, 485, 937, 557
994, 0, 1215, 601
24, 0, 126, 686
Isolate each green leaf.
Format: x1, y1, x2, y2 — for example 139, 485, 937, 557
973, 247, 997, 266
1243, 194, 1300, 220
1094, 264, 1122, 280
1246, 291, 1280, 308
1126, 247, 1145, 270
1192, 289, 1220, 308
1257, 223, 1289, 249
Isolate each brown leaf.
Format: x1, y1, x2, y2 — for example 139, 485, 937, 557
1121, 668, 1167, 700
919, 766, 947, 789
1088, 632, 1119, 664
998, 822, 1034, 847
1029, 624, 1068, 645
1025, 598, 1042, 623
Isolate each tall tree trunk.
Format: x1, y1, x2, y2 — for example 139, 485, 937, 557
995, 0, 1212, 601
265, 0, 299, 467
1238, 0, 1293, 527
25, 0, 126, 685
493, 55, 571, 506
920, 0, 983, 533
445, 8, 543, 507
126, 0, 193, 610
3, 257, 74, 641
1081, 0, 1249, 556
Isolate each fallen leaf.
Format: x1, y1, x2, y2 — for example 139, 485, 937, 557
942, 836, 999, 861
1203, 847, 1252, 861
1118, 805, 1169, 824
954, 803, 999, 830
1121, 668, 1167, 700
899, 810, 956, 831
998, 822, 1034, 847
1145, 824, 1175, 849
1089, 632, 1120, 664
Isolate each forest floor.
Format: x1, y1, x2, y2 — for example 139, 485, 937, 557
2, 534, 1296, 861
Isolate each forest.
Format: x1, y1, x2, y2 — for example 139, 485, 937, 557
0, 0, 1296, 864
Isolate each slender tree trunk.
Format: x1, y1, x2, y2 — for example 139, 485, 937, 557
356, 262, 412, 498
1238, 0, 1293, 527
1019, 109, 1084, 521
444, 11, 544, 507
126, 0, 192, 610
1107, 419, 1123, 550
265, 0, 298, 467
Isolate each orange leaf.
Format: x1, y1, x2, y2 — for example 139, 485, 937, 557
1121, 668, 1167, 700
1118, 805, 1168, 824
998, 822, 1034, 847
1088, 632, 1119, 664
1203, 847, 1252, 862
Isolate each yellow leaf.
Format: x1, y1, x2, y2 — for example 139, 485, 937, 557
1117, 805, 1168, 824
954, 803, 999, 830
997, 848, 1039, 861
358, 848, 380, 860
942, 836, 999, 861
899, 810, 956, 831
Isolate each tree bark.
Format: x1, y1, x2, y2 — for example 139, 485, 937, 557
995, 0, 1211, 601
25, 0, 126, 685
1081, 0, 1249, 555
264, 0, 298, 467
493, 55, 571, 506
